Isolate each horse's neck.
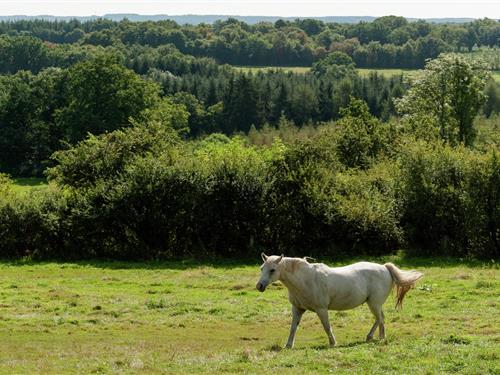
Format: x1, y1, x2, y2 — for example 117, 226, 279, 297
279, 258, 310, 294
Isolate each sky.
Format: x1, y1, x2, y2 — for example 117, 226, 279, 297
0, 0, 498, 19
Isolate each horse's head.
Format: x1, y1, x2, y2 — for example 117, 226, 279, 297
256, 252, 283, 292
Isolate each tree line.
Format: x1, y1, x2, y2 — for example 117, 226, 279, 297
1, 44, 499, 177
0, 52, 410, 176
1, 16, 499, 68
0, 55, 498, 260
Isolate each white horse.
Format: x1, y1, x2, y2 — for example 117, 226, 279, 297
256, 253, 423, 348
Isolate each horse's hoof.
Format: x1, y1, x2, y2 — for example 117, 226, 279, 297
366, 336, 373, 342
284, 344, 293, 349
329, 342, 337, 348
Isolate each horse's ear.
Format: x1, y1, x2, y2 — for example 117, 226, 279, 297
276, 254, 284, 263
261, 252, 268, 262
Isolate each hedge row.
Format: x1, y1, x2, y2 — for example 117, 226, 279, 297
1, 130, 498, 260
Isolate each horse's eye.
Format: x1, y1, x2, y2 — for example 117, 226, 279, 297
270, 269, 275, 273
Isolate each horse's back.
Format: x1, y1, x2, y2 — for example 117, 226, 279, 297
323, 262, 393, 310
337, 261, 393, 287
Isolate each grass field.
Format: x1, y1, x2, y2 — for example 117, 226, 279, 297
233, 65, 500, 83
11, 177, 48, 194
492, 71, 500, 83
0, 255, 498, 374
233, 66, 311, 74
233, 65, 417, 78
357, 68, 416, 78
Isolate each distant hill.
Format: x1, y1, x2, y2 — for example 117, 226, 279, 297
0, 14, 486, 24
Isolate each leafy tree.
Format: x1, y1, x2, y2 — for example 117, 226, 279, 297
395, 53, 490, 146
55, 55, 160, 143
47, 115, 184, 189
336, 98, 393, 169
0, 68, 66, 175
484, 81, 500, 118
311, 51, 357, 80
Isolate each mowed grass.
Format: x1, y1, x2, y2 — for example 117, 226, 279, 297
233, 65, 500, 82
11, 177, 48, 194
0, 255, 498, 374
233, 65, 418, 78
233, 66, 311, 74
491, 71, 500, 83
357, 68, 417, 78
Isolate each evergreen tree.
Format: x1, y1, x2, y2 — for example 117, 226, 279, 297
318, 81, 334, 121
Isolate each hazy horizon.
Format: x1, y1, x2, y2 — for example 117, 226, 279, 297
1, 1, 498, 19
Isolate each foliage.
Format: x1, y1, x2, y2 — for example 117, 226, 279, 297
0, 35, 498, 261
1, 17, 498, 69
396, 53, 490, 146
0, 172, 12, 196
0, 187, 66, 258
0, 48, 411, 176
311, 51, 357, 80
335, 98, 396, 169
54, 55, 161, 143
265, 134, 403, 255
46, 122, 181, 189
400, 140, 499, 258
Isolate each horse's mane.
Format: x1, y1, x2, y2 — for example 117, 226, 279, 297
282, 257, 313, 273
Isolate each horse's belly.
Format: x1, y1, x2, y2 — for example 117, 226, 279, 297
289, 293, 326, 311
328, 298, 366, 310
328, 292, 368, 310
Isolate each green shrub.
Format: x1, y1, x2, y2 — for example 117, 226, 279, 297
0, 187, 66, 258
400, 140, 499, 258
266, 134, 403, 256
335, 98, 397, 169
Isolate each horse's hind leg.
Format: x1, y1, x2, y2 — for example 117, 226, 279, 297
316, 308, 337, 347
366, 302, 385, 341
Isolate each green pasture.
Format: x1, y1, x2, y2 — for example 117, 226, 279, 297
233, 66, 311, 74
233, 65, 500, 82
357, 68, 415, 78
491, 71, 500, 83
11, 178, 48, 194
0, 255, 497, 374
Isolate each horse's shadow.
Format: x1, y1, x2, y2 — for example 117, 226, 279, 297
309, 340, 375, 350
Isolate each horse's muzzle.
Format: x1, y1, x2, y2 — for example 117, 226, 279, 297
256, 282, 266, 292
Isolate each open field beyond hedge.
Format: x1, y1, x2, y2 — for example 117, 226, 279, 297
233, 66, 500, 83
0, 256, 498, 374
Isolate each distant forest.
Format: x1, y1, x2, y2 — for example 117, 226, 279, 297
0, 16, 499, 176
0, 17, 499, 260
1, 16, 499, 67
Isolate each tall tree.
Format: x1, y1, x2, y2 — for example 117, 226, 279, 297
395, 54, 489, 146
222, 75, 258, 133
55, 55, 160, 143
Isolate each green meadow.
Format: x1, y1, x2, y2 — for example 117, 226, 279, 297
491, 70, 500, 83
232, 66, 311, 74
0, 256, 498, 374
11, 178, 48, 194
233, 66, 500, 83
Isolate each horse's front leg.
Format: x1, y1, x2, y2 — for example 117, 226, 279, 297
285, 305, 305, 348
316, 308, 337, 347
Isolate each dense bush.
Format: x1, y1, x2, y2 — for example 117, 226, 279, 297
400, 141, 499, 258
0, 97, 498, 260
0, 186, 67, 258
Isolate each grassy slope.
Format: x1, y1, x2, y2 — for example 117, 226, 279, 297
0, 256, 498, 374
491, 71, 500, 83
11, 178, 47, 194
233, 66, 311, 74
233, 66, 500, 82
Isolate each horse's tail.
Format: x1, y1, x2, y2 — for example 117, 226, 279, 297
384, 263, 423, 309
